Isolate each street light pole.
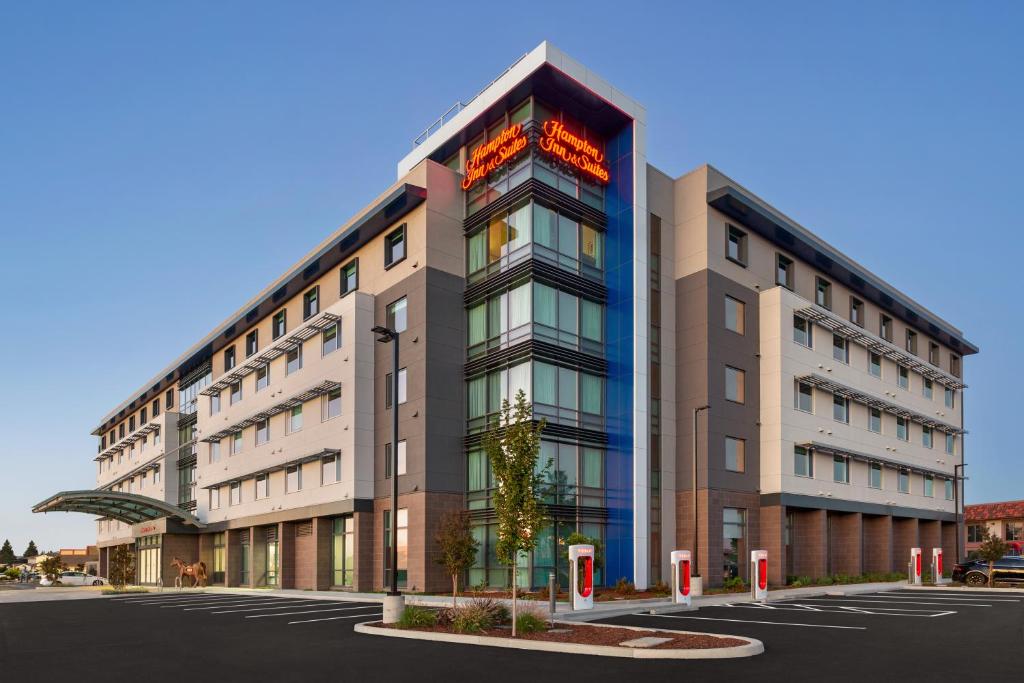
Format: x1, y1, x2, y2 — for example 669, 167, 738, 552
954, 463, 964, 564
373, 325, 401, 600
692, 405, 710, 579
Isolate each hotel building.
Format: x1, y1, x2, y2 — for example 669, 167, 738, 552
34, 42, 976, 590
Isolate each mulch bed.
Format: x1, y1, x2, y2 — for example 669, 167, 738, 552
377, 622, 745, 649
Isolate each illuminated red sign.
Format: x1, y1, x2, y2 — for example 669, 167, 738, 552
915, 553, 921, 577
578, 555, 594, 598
461, 123, 528, 190
758, 558, 768, 591
936, 551, 942, 575
539, 120, 610, 184
680, 559, 691, 596
139, 525, 157, 534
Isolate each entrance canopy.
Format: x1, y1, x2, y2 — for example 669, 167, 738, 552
32, 490, 206, 528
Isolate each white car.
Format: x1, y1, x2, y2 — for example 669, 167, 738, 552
39, 571, 107, 587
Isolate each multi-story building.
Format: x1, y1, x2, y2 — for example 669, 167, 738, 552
34, 41, 977, 590
966, 501, 1024, 555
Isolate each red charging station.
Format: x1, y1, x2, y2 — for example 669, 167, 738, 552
909, 547, 922, 585
670, 550, 692, 606
750, 549, 768, 601
932, 547, 948, 584
568, 544, 594, 611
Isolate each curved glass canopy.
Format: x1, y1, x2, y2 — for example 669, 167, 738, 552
32, 490, 205, 528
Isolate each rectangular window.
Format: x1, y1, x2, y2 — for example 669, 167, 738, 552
922, 474, 934, 497
286, 465, 302, 492
209, 441, 221, 464
255, 365, 270, 392
386, 368, 408, 407
796, 381, 813, 413
288, 405, 303, 433
224, 346, 236, 371
945, 433, 955, 455
286, 344, 303, 375
815, 277, 832, 309
776, 253, 794, 289
832, 334, 849, 363
725, 366, 745, 403
340, 259, 359, 295
793, 315, 813, 347
323, 388, 341, 420
153, 466, 160, 485
387, 296, 408, 333
850, 297, 864, 327
230, 482, 241, 505
906, 329, 918, 355
869, 463, 883, 489
231, 432, 243, 455
384, 224, 406, 267
725, 225, 747, 266
383, 508, 408, 588
725, 436, 745, 472
896, 416, 908, 441
869, 352, 882, 378
922, 378, 933, 400
209, 487, 221, 511
967, 525, 983, 543
722, 507, 746, 582
898, 365, 909, 390
944, 387, 955, 409
869, 407, 882, 433
166, 388, 174, 409
880, 315, 893, 342
1006, 523, 1023, 542
794, 446, 813, 478
152, 398, 160, 417
303, 286, 319, 320
272, 310, 286, 340
922, 425, 933, 448
255, 474, 269, 499
929, 342, 940, 366
950, 354, 961, 378
321, 454, 341, 484
833, 394, 849, 423
255, 419, 269, 446
385, 440, 408, 478
230, 381, 242, 405
898, 469, 910, 493
945, 478, 954, 500
833, 455, 849, 484
725, 296, 745, 334
322, 323, 339, 355
246, 330, 258, 357
140, 407, 147, 424
210, 392, 221, 415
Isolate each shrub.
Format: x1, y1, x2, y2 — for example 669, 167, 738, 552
515, 610, 548, 634
444, 598, 510, 633
817, 576, 834, 586
649, 580, 670, 595
397, 605, 437, 629
722, 576, 746, 591
614, 577, 636, 595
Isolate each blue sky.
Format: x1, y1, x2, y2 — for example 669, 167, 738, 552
1, 1, 1020, 551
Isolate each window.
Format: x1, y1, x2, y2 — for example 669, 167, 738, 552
869, 407, 882, 433
794, 446, 813, 477
209, 441, 221, 464
323, 388, 341, 420
332, 517, 355, 587
967, 525, 983, 543
722, 507, 746, 581
384, 224, 406, 267
286, 465, 302, 492
945, 433, 955, 455
896, 416, 908, 441
383, 508, 408, 588
922, 378, 933, 400
724, 296, 745, 334
272, 310, 286, 340
231, 431, 243, 455
387, 296, 408, 333
303, 287, 319, 320
255, 365, 269, 392
286, 405, 303, 434
154, 429, 160, 446
340, 259, 359, 295
255, 419, 269, 446
898, 469, 910, 493
880, 315, 893, 342
1006, 523, 1023, 542
725, 225, 747, 266
869, 463, 883, 489
255, 474, 269, 499
926, 342, 940, 367
224, 346, 236, 371
230, 381, 242, 405
385, 440, 408, 478
906, 329, 918, 355
725, 366, 745, 403
153, 466, 160, 485
815, 277, 832, 309
209, 487, 221, 510
898, 365, 909, 390
129, 416, 135, 432
945, 387, 955, 409
945, 478, 954, 501
322, 323, 339, 356
140, 407, 147, 424
581, 224, 602, 268
210, 392, 221, 415
850, 297, 864, 327
923, 475, 934, 498
776, 253, 794, 289
833, 455, 849, 483
286, 344, 303, 375
869, 352, 882, 378
165, 388, 174, 409
386, 368, 408, 407
793, 315, 812, 347
246, 330, 258, 357
832, 334, 849, 363
950, 354, 961, 378
833, 394, 849, 423
229, 482, 241, 505
321, 454, 341, 484
922, 425, 933, 449
795, 381, 813, 413
725, 436, 745, 472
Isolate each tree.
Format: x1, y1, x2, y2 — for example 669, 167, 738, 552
39, 555, 63, 584
24, 540, 38, 557
434, 510, 479, 607
976, 529, 1009, 588
483, 390, 547, 637
0, 539, 15, 565
109, 545, 136, 590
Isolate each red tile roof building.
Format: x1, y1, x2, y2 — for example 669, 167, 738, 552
965, 501, 1024, 555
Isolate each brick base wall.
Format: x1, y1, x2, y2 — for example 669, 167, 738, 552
829, 511, 863, 576
863, 514, 893, 573
892, 517, 920, 574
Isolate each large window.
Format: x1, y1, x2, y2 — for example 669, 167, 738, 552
794, 446, 813, 477
815, 277, 832, 309
898, 469, 910, 493
255, 419, 269, 446
833, 455, 849, 484
321, 453, 341, 484
387, 297, 408, 333
286, 465, 302, 493
833, 394, 849, 423
322, 323, 339, 356
869, 407, 882, 433
272, 310, 286, 340
385, 225, 406, 268
332, 517, 355, 587
898, 365, 910, 390
303, 286, 319, 320
323, 388, 341, 420
776, 253, 794, 289
385, 369, 408, 407
725, 436, 745, 472
896, 416, 908, 441
725, 296, 745, 334
383, 508, 408, 588
793, 315, 812, 347
923, 474, 934, 498
922, 426, 933, 449
795, 381, 813, 413
967, 524, 983, 543
723, 508, 747, 580
869, 352, 882, 378
340, 259, 358, 295
288, 405, 303, 433
1006, 523, 1023, 542
869, 463, 883, 489
725, 225, 747, 266
725, 366, 745, 403
385, 440, 407, 478
832, 334, 849, 363
286, 344, 303, 375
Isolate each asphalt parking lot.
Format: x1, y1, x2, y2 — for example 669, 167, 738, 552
0, 588, 1021, 682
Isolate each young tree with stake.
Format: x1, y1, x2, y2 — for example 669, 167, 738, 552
976, 529, 1009, 588
434, 510, 479, 607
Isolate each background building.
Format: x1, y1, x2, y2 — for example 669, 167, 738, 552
966, 501, 1024, 555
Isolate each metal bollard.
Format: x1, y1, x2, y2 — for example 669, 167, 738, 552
548, 572, 556, 624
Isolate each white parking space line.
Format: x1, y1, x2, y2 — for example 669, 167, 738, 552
211, 601, 332, 614
288, 612, 383, 625
186, 600, 319, 611
726, 603, 954, 617
246, 605, 381, 619
640, 613, 866, 630
160, 597, 298, 608
116, 595, 221, 603
873, 593, 1020, 602
137, 597, 257, 606
789, 598, 992, 607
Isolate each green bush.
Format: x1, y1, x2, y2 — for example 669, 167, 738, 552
445, 598, 509, 633
515, 611, 548, 634
397, 605, 437, 629
723, 576, 746, 590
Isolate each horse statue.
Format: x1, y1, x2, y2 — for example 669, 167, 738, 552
170, 557, 208, 589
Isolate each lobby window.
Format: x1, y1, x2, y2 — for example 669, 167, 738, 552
303, 286, 319, 320
815, 277, 832, 309
723, 508, 747, 581
868, 407, 882, 433
795, 381, 814, 413
945, 387, 955, 409
833, 394, 849, 423
850, 297, 864, 327
288, 405, 303, 433
794, 446, 813, 478
231, 431, 242, 455
332, 517, 355, 587
896, 416, 908, 441
384, 224, 406, 268
869, 352, 882, 378
725, 436, 745, 473
898, 365, 909, 390
898, 469, 910, 493
209, 487, 221, 511
906, 329, 918, 355
725, 225, 747, 266
945, 478, 954, 501
880, 315, 893, 342
793, 315, 812, 347
383, 508, 408, 588
323, 388, 341, 420
321, 454, 340, 484
255, 474, 269, 499
967, 525, 983, 543
230, 381, 242, 405
224, 345, 236, 371
386, 368, 408, 407
286, 465, 302, 493
950, 354, 961, 378
832, 334, 849, 363
272, 310, 287, 340
246, 330, 258, 357
340, 259, 359, 295
209, 441, 221, 464
387, 296, 408, 333
322, 323, 339, 356
776, 253, 794, 289
869, 462, 883, 489
384, 440, 408, 478
286, 344, 303, 375
725, 366, 745, 403
833, 455, 850, 484
255, 364, 270, 392
922, 426, 933, 449
229, 482, 241, 505
255, 418, 270, 446
923, 474, 934, 498
923, 378, 933, 400
945, 433, 956, 455
725, 296, 745, 334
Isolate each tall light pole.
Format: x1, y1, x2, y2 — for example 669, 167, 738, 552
373, 325, 401, 600
954, 463, 965, 563
692, 405, 710, 579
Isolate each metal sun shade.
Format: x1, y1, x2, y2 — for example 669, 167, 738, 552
32, 490, 206, 528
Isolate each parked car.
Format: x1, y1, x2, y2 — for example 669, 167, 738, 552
39, 571, 108, 587
952, 555, 1024, 586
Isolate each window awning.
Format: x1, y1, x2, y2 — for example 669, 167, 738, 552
200, 448, 339, 490
799, 441, 952, 479
32, 490, 206, 528
199, 379, 340, 443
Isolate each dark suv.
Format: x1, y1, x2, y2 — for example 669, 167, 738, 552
952, 555, 1024, 586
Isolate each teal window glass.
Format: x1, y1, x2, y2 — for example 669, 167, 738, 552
534, 283, 557, 328
467, 450, 486, 491
468, 303, 486, 346
533, 362, 557, 406
581, 299, 602, 341
508, 202, 531, 252
468, 376, 486, 418
558, 367, 578, 410
582, 448, 603, 488
534, 203, 556, 249
468, 231, 486, 274
558, 291, 578, 335
581, 373, 603, 415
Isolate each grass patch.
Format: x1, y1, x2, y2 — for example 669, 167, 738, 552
397, 605, 437, 629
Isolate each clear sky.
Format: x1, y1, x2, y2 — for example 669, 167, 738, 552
1, 1, 1021, 552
